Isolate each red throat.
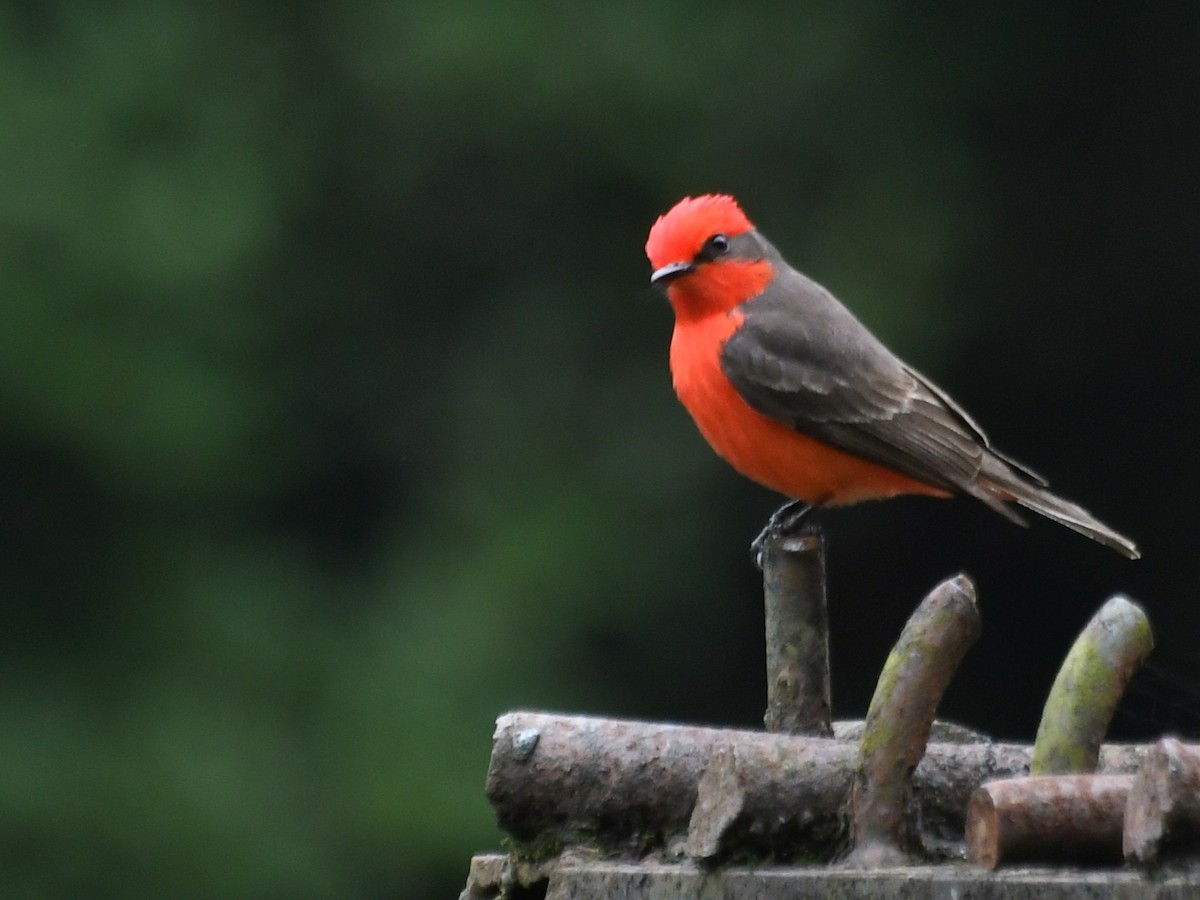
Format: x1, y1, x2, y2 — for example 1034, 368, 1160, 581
665, 259, 775, 322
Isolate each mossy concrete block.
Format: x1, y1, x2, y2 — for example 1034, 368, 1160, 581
463, 854, 1200, 899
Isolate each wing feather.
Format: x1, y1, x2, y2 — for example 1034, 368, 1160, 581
713, 253, 1135, 554
718, 267, 996, 499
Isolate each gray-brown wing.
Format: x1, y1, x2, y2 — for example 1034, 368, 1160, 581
718, 272, 1019, 515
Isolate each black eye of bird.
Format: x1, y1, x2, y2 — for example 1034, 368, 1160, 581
703, 234, 730, 258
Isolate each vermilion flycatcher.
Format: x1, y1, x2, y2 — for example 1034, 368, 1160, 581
646, 194, 1138, 559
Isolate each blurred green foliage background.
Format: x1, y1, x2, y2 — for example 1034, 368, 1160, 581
2, 2, 1197, 897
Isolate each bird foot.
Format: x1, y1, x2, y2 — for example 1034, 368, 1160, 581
751, 499, 815, 569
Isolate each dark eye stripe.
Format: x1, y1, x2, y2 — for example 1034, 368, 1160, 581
697, 233, 730, 262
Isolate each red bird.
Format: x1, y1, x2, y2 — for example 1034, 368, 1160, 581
646, 194, 1139, 559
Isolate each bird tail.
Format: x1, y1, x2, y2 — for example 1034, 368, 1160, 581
979, 455, 1141, 560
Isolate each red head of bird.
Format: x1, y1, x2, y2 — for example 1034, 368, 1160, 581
645, 194, 776, 322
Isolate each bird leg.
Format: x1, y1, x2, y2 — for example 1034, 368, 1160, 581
751, 499, 815, 568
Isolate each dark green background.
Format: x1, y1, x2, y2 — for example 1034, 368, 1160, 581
3, 3, 1197, 897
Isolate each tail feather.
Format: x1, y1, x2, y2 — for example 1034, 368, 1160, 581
980, 456, 1140, 559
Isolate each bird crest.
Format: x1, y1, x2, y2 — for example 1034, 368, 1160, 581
645, 194, 753, 269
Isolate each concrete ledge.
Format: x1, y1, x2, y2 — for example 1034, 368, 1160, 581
462, 854, 1200, 900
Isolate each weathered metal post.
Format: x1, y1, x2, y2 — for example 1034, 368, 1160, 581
966, 774, 1132, 868
1032, 595, 1153, 775
847, 574, 981, 866
1124, 736, 1200, 866
760, 530, 833, 737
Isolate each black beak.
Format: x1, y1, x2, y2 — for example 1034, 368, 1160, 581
650, 261, 695, 285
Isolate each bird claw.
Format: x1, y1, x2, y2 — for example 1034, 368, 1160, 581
751, 499, 815, 569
